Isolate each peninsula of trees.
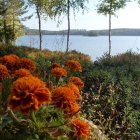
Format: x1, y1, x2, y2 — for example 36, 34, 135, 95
25, 28, 140, 36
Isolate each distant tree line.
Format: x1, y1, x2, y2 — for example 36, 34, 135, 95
25, 28, 140, 36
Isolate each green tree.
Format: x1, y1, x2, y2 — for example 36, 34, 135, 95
0, 0, 28, 45
97, 0, 126, 56
47, 0, 88, 52
28, 0, 50, 51
8, 0, 28, 44
0, 0, 14, 44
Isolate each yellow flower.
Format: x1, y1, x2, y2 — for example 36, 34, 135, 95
8, 76, 51, 115
51, 67, 67, 77
72, 119, 90, 139
0, 64, 8, 81
65, 60, 82, 72
69, 77, 84, 89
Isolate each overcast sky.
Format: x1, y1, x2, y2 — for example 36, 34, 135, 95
23, 0, 140, 31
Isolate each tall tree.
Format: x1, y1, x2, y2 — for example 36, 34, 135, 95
0, 0, 28, 44
97, 0, 126, 57
66, 0, 88, 52
0, 0, 14, 44
66, 0, 70, 52
28, 0, 48, 51
47, 0, 88, 52
7, 0, 28, 44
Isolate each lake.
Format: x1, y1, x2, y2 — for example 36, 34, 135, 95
16, 35, 140, 61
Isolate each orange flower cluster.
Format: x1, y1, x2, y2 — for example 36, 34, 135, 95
8, 76, 51, 114
1, 54, 20, 72
69, 77, 84, 89
1, 56, 90, 137
18, 58, 36, 72
14, 69, 31, 79
0, 64, 8, 81
52, 86, 80, 115
65, 83, 81, 100
64, 60, 82, 72
1, 54, 36, 74
72, 119, 90, 139
51, 67, 67, 77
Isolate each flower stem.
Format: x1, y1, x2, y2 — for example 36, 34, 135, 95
30, 110, 38, 128
7, 107, 20, 123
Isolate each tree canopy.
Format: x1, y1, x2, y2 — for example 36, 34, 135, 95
97, 0, 127, 15
0, 0, 28, 44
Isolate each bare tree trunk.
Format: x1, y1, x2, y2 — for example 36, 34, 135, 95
108, 13, 111, 57
66, 0, 70, 53
3, 18, 7, 44
2, 0, 6, 44
36, 6, 42, 51
109, 14, 111, 57
12, 9, 15, 45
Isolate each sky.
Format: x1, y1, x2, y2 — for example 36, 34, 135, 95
23, 0, 140, 31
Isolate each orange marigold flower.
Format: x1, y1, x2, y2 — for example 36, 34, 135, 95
51, 67, 67, 77
8, 76, 51, 115
0, 64, 8, 81
69, 77, 84, 89
50, 63, 61, 69
64, 60, 82, 72
18, 58, 36, 72
14, 68, 31, 79
65, 83, 81, 100
65, 102, 80, 116
72, 119, 90, 139
52, 87, 79, 115
2, 54, 20, 71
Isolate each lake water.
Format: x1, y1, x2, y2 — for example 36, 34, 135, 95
16, 35, 140, 61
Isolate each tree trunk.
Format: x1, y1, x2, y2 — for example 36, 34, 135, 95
66, 0, 70, 53
108, 13, 111, 57
2, 0, 6, 44
12, 9, 15, 45
36, 6, 42, 51
3, 18, 7, 44
108, 13, 112, 57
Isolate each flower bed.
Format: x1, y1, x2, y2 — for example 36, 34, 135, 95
0, 54, 105, 139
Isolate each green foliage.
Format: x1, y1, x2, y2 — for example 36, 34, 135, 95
0, 0, 28, 45
44, 0, 88, 17
31, 49, 140, 139
97, 0, 127, 16
1, 45, 140, 139
0, 44, 40, 57
81, 51, 140, 139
